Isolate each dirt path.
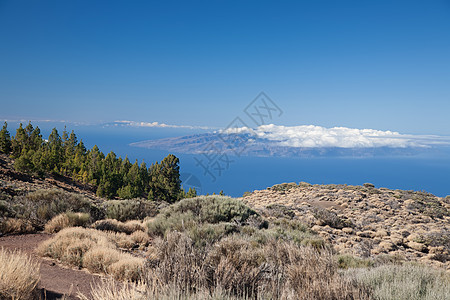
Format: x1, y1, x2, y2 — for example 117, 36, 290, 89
0, 233, 103, 299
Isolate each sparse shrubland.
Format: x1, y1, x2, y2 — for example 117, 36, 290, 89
345, 263, 450, 300
146, 196, 260, 238
29, 193, 450, 299
0, 188, 101, 234
0, 248, 40, 300
139, 196, 368, 299
37, 227, 145, 281
144, 231, 367, 299
0, 188, 159, 235
3, 150, 450, 300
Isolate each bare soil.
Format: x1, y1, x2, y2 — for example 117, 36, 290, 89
0, 233, 103, 300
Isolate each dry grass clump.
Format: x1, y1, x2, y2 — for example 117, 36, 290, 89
346, 263, 450, 300
0, 217, 35, 235
44, 212, 90, 233
104, 231, 135, 249
108, 257, 144, 281
78, 279, 146, 300
312, 206, 352, 229
130, 230, 150, 246
83, 247, 122, 273
44, 214, 70, 233
37, 227, 144, 281
0, 248, 41, 300
37, 227, 110, 267
123, 220, 146, 233
83, 246, 144, 280
92, 219, 145, 234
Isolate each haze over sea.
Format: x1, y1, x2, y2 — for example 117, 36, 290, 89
7, 121, 450, 198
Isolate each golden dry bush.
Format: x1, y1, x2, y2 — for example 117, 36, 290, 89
92, 219, 145, 235
37, 227, 113, 267
108, 257, 145, 282
92, 219, 127, 233
130, 230, 150, 246
104, 231, 135, 249
83, 247, 122, 273
123, 220, 145, 233
0, 218, 34, 235
0, 248, 41, 300
44, 213, 70, 233
37, 227, 145, 282
44, 212, 90, 233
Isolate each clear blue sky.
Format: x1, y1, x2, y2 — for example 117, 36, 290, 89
1, 0, 449, 134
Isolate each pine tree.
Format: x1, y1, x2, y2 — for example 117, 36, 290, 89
29, 126, 42, 151
15, 149, 34, 172
7, 123, 184, 202
127, 160, 142, 196
47, 128, 63, 173
11, 123, 27, 157
0, 122, 11, 154
120, 156, 132, 180
139, 161, 149, 192
148, 154, 181, 203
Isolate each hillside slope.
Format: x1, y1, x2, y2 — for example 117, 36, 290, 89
0, 154, 100, 201
242, 182, 450, 270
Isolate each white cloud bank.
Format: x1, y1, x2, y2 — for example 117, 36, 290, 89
222, 124, 450, 148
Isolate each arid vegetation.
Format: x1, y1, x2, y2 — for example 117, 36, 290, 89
0, 248, 40, 299
245, 182, 450, 270
1, 150, 450, 299
37, 227, 146, 282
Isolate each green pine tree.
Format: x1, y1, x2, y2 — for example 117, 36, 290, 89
148, 154, 181, 203
11, 123, 27, 157
0, 122, 11, 154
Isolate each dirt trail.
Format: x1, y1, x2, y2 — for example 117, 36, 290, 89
0, 233, 103, 300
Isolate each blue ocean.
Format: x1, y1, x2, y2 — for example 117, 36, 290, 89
11, 122, 450, 198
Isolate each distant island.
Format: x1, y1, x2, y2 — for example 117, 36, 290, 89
130, 132, 435, 158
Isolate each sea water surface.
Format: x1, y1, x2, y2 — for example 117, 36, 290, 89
10, 122, 450, 198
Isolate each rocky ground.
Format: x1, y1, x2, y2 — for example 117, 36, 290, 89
242, 182, 450, 270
